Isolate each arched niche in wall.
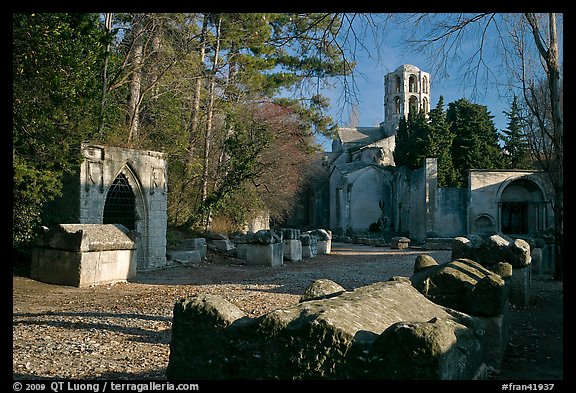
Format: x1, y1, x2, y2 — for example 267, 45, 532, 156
498, 177, 546, 235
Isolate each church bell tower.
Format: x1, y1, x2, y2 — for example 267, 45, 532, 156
381, 64, 431, 136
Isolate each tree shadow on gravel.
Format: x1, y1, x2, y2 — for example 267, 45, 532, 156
13, 311, 171, 344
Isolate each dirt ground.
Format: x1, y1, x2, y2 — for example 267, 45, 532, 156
12, 243, 563, 382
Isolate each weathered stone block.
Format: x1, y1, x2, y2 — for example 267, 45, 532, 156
531, 247, 542, 275
235, 243, 248, 260
211, 239, 236, 252
452, 234, 531, 268
301, 233, 318, 258
414, 254, 439, 273
299, 279, 345, 302
317, 239, 331, 254
391, 236, 410, 249
281, 228, 301, 240
510, 265, 531, 307
175, 238, 207, 258
245, 243, 283, 267
411, 258, 511, 368
370, 316, 484, 379
282, 239, 302, 261
411, 258, 509, 317
168, 250, 201, 265
301, 245, 315, 259
167, 278, 486, 380
477, 304, 510, 368
31, 224, 137, 287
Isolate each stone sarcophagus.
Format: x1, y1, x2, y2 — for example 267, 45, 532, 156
31, 224, 137, 287
167, 277, 487, 380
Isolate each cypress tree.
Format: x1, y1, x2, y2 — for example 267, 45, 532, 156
447, 98, 504, 187
425, 96, 457, 187
502, 95, 532, 169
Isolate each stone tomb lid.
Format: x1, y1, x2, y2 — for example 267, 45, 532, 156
37, 224, 136, 252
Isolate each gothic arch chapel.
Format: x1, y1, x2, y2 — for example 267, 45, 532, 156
42, 143, 168, 271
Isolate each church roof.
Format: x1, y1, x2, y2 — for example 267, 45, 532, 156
335, 161, 382, 175
337, 126, 385, 145
395, 64, 421, 73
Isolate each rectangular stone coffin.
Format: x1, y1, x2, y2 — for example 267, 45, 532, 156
282, 239, 302, 261
31, 224, 137, 287
317, 240, 331, 254
510, 265, 531, 307
245, 243, 283, 267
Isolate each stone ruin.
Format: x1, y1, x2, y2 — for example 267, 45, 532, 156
164, 230, 532, 379
451, 234, 532, 306
167, 276, 495, 380
40, 143, 168, 271
203, 228, 332, 266
411, 255, 511, 368
31, 224, 137, 287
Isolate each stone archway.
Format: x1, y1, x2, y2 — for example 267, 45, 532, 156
499, 178, 546, 235
103, 173, 136, 230
103, 165, 148, 270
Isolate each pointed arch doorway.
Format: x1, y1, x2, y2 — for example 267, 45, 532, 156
103, 168, 148, 270
103, 173, 136, 230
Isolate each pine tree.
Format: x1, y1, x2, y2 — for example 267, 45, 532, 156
425, 96, 457, 187
393, 109, 429, 169
447, 98, 504, 187
502, 96, 532, 169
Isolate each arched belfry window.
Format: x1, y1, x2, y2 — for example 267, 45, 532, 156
395, 76, 401, 93
409, 75, 417, 93
394, 96, 401, 114
423, 97, 429, 114
409, 96, 419, 114
423, 76, 428, 94
103, 172, 136, 231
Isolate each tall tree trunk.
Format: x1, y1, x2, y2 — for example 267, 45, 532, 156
524, 13, 563, 280
98, 12, 113, 137
127, 13, 144, 146
188, 14, 208, 160
201, 15, 222, 228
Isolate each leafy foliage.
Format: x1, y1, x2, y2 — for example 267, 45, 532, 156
393, 96, 504, 188
447, 98, 504, 187
13, 13, 105, 247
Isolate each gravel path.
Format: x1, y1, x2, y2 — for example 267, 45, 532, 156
13, 243, 562, 381
14, 243, 450, 380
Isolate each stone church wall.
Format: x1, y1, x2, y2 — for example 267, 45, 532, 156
433, 187, 468, 237
469, 170, 553, 236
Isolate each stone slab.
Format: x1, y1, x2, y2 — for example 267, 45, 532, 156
245, 243, 283, 267
31, 248, 136, 287
282, 239, 302, 261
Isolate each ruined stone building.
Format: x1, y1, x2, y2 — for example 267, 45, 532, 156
290, 64, 554, 243
42, 143, 168, 270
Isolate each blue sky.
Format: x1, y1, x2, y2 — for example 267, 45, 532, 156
316, 16, 514, 151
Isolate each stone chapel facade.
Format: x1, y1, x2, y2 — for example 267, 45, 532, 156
42, 143, 168, 270
292, 64, 555, 243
